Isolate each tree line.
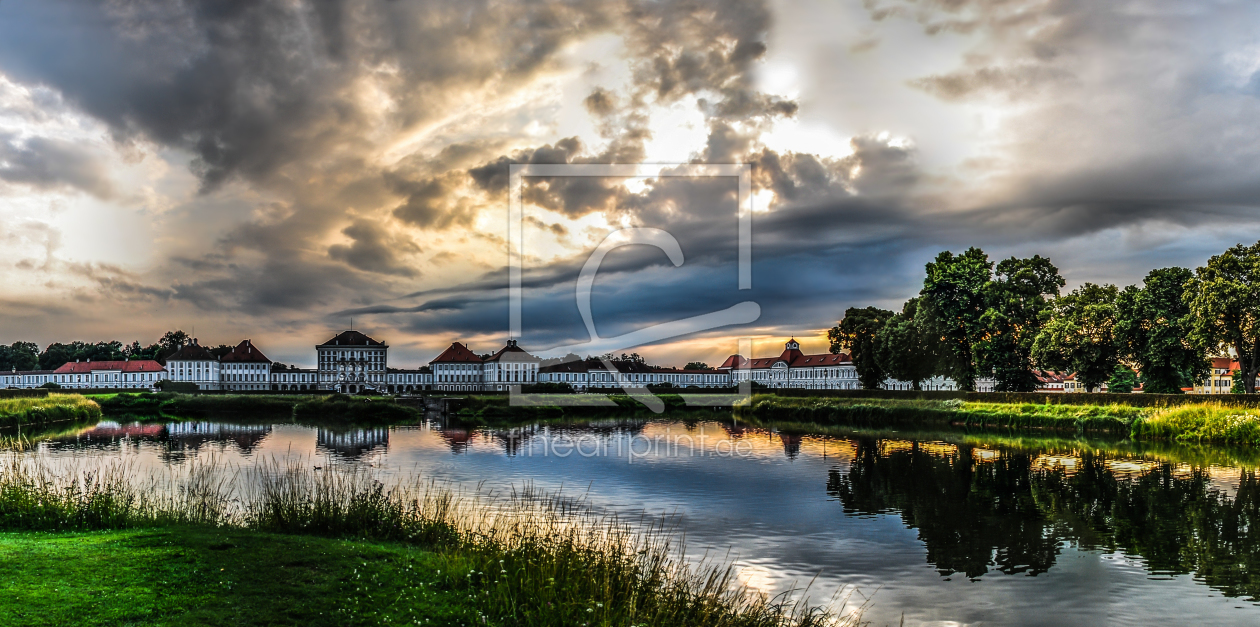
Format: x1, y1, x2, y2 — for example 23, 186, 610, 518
0, 330, 225, 372
829, 241, 1260, 393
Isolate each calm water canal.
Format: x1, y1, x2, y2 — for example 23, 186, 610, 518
21, 415, 1260, 626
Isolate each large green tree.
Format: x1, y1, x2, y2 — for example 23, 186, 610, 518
38, 340, 126, 370
1115, 267, 1207, 394
830, 306, 895, 389
1185, 242, 1260, 393
1107, 365, 1139, 394
158, 330, 190, 355
875, 298, 938, 390
978, 255, 1065, 391
1032, 283, 1121, 392
918, 248, 993, 391
0, 341, 39, 371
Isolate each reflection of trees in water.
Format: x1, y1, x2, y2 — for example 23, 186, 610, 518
828, 438, 1260, 600
316, 427, 390, 459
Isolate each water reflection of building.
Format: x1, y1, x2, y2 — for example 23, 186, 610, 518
490, 426, 538, 456
165, 422, 273, 452
76, 422, 167, 442
779, 433, 802, 459
438, 427, 473, 454
316, 427, 390, 458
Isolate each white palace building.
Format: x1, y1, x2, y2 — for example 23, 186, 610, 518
3, 332, 972, 393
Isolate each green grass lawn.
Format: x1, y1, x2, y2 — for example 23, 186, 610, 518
0, 527, 475, 627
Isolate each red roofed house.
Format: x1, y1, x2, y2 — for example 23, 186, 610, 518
51, 359, 166, 390
219, 339, 272, 392
1195, 357, 1242, 394
430, 341, 485, 392
719, 339, 860, 390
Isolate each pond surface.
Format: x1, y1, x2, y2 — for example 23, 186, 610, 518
19, 415, 1260, 626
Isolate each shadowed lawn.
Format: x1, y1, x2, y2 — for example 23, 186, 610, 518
0, 527, 474, 627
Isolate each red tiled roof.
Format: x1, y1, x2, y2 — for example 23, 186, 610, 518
318, 330, 386, 347
220, 340, 272, 363
718, 352, 851, 370
54, 360, 166, 374
431, 342, 482, 364
788, 353, 850, 367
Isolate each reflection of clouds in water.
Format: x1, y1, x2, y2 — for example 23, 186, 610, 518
14, 418, 1260, 626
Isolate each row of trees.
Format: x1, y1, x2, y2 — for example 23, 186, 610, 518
0, 331, 200, 372
831, 241, 1260, 393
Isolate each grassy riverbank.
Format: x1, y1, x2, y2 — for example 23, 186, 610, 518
92, 392, 306, 416
739, 394, 1260, 445
0, 394, 101, 428
0, 527, 472, 626
0, 455, 843, 627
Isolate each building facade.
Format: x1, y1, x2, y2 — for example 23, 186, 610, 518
317, 331, 388, 393
538, 359, 730, 390
430, 342, 485, 392
165, 339, 222, 390
51, 359, 166, 390
721, 339, 860, 390
1, 370, 57, 389
220, 340, 272, 392
273, 367, 319, 391
384, 369, 432, 394
483, 340, 538, 391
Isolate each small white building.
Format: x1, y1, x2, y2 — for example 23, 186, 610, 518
273, 367, 319, 391
164, 339, 222, 390
1, 370, 57, 389
384, 369, 432, 394
52, 359, 166, 390
483, 340, 538, 391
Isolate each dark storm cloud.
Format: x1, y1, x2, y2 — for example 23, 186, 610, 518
9, 0, 1260, 354
328, 219, 420, 277
0, 132, 113, 197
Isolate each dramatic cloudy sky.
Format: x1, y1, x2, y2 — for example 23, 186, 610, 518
3, 0, 1260, 367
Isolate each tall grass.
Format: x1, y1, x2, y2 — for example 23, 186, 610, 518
741, 393, 1260, 445
94, 392, 304, 416
0, 394, 101, 428
0, 451, 854, 627
1134, 405, 1260, 445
